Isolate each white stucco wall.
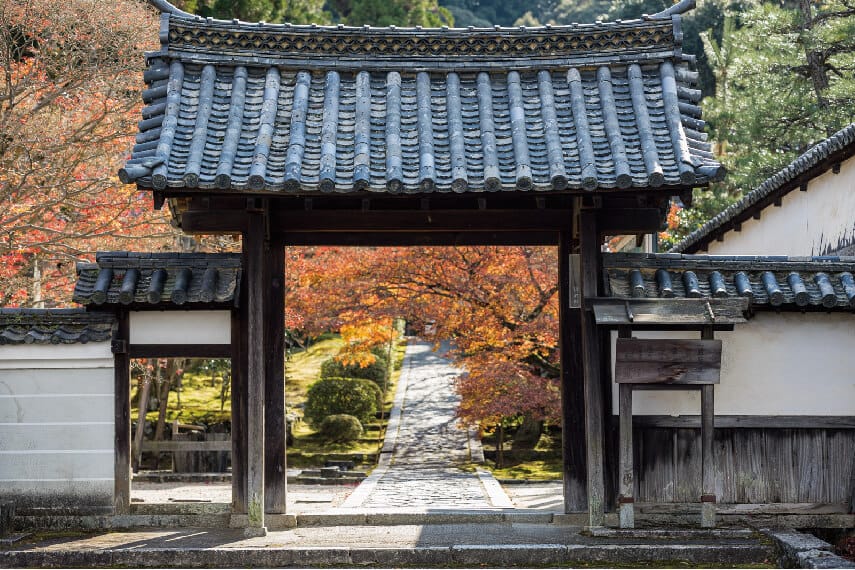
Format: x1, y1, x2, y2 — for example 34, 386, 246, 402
611, 312, 855, 416
0, 342, 114, 508
129, 310, 231, 345
704, 156, 855, 256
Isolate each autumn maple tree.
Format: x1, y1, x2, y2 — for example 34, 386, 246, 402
286, 246, 562, 445
0, 0, 175, 307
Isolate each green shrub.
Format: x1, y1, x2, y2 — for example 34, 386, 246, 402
371, 346, 391, 367
318, 414, 363, 442
320, 355, 388, 387
305, 377, 381, 426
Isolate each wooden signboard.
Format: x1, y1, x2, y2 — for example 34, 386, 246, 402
615, 338, 722, 385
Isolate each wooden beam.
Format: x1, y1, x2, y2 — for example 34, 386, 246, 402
114, 312, 131, 515
282, 231, 558, 247
591, 298, 748, 327
596, 208, 664, 234
128, 344, 231, 358
559, 233, 587, 513
580, 208, 605, 527
272, 209, 574, 232
265, 238, 287, 514
244, 209, 267, 535
622, 415, 855, 429
182, 203, 663, 238
181, 210, 247, 234
141, 440, 232, 452
232, 303, 247, 514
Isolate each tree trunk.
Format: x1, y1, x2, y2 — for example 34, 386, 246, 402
153, 363, 170, 470
31, 257, 43, 309
798, 0, 830, 114
513, 415, 544, 450
497, 423, 504, 468
132, 372, 152, 472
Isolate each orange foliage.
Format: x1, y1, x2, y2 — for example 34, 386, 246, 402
0, 0, 175, 306
286, 246, 562, 429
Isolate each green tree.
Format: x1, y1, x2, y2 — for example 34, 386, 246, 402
661, 0, 855, 249
190, 0, 330, 24
347, 0, 453, 26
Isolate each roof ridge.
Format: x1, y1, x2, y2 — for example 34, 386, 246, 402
147, 0, 693, 31
671, 122, 855, 253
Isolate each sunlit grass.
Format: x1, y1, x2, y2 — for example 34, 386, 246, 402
489, 458, 562, 480
285, 334, 344, 415
129, 336, 409, 468
131, 364, 231, 426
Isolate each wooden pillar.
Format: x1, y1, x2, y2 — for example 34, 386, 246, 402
243, 205, 267, 535
559, 231, 587, 512
700, 326, 716, 528
617, 384, 633, 528
231, 304, 247, 513
617, 327, 633, 528
265, 238, 287, 513
600, 325, 617, 511
114, 312, 131, 515
579, 208, 605, 527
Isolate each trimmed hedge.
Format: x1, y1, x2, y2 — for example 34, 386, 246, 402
318, 414, 363, 442
305, 377, 381, 426
320, 355, 388, 388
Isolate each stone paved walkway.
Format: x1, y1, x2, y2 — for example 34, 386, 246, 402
343, 340, 510, 509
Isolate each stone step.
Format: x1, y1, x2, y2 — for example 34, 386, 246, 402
295, 510, 555, 526
0, 540, 775, 568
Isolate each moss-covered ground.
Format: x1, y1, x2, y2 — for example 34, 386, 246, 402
130, 335, 409, 469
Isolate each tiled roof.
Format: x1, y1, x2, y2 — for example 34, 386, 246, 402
119, 1, 722, 194
73, 252, 241, 307
0, 309, 115, 345
604, 253, 855, 311
671, 123, 855, 253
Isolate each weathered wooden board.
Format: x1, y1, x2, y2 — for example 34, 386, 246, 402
592, 298, 748, 326
674, 428, 701, 502
615, 339, 722, 384
638, 428, 675, 503
627, 427, 854, 504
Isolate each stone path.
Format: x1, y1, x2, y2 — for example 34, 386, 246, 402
342, 340, 511, 509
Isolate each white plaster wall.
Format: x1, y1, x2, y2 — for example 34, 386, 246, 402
705, 156, 855, 256
130, 310, 231, 345
0, 342, 114, 508
610, 313, 855, 415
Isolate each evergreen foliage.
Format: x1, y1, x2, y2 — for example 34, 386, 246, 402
320, 356, 388, 387
179, 0, 452, 26
305, 377, 381, 426
662, 0, 855, 248
318, 413, 364, 442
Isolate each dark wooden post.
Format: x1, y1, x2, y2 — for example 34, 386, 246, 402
114, 312, 131, 515
559, 231, 588, 512
617, 327, 633, 528
243, 203, 267, 535
700, 325, 716, 528
265, 237, 287, 513
231, 304, 247, 514
579, 208, 605, 527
